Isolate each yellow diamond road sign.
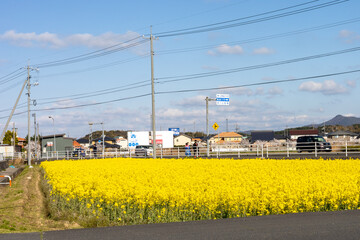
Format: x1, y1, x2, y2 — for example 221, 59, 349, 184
212, 122, 219, 131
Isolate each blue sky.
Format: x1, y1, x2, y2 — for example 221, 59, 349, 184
0, 0, 359, 139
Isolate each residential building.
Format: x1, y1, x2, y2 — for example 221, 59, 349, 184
41, 134, 74, 156
174, 134, 192, 146
114, 136, 128, 149
327, 130, 359, 141
210, 132, 242, 144
76, 138, 90, 149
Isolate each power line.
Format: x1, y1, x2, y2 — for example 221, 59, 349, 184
156, 46, 360, 83
157, 17, 360, 55
155, 0, 319, 36
0, 79, 150, 113
33, 93, 151, 112
0, 69, 26, 86
155, 0, 348, 37
40, 54, 150, 78
156, 69, 360, 95
34, 83, 150, 106
1, 68, 358, 120
2, 46, 359, 113
35, 37, 148, 68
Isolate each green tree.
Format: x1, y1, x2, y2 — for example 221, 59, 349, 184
2, 130, 18, 145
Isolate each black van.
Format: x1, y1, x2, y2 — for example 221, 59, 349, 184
296, 136, 332, 152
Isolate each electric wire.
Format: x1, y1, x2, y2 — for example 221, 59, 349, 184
157, 17, 360, 55
156, 46, 360, 83
2, 46, 359, 113
155, 0, 319, 35
35, 37, 148, 68
1, 68, 358, 120
40, 54, 150, 78
156, 69, 360, 94
155, 0, 348, 37
0, 70, 26, 86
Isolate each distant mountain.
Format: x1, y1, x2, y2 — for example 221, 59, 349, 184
322, 115, 360, 126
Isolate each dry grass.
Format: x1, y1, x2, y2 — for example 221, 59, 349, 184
0, 166, 81, 233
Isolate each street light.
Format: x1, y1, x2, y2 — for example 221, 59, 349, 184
48, 116, 56, 155
88, 122, 104, 158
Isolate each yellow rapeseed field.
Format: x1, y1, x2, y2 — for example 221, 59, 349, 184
41, 158, 360, 224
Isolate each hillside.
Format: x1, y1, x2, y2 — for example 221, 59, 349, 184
323, 115, 360, 126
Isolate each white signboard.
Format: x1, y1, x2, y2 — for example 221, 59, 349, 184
216, 94, 230, 105
151, 131, 174, 148
127, 131, 150, 148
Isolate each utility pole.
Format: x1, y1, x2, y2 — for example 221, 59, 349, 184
32, 113, 37, 161
101, 122, 104, 159
205, 97, 216, 157
36, 122, 39, 161
49, 116, 56, 157
26, 65, 38, 167
144, 26, 158, 158
226, 118, 229, 132
12, 122, 15, 161
89, 122, 104, 158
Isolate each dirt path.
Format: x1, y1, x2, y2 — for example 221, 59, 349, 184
0, 166, 80, 233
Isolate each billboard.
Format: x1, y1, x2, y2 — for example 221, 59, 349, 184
150, 131, 174, 148
127, 131, 150, 148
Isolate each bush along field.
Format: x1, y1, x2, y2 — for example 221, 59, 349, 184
40, 158, 360, 227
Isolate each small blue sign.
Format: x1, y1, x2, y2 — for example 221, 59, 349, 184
169, 128, 180, 136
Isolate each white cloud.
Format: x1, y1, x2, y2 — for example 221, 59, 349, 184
253, 47, 274, 55
174, 95, 207, 107
298, 80, 348, 95
0, 30, 142, 50
346, 80, 356, 87
339, 30, 360, 43
208, 44, 243, 55
267, 86, 283, 95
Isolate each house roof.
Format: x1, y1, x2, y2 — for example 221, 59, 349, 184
289, 129, 318, 136
251, 131, 275, 143
90, 142, 120, 149
93, 136, 115, 142
76, 138, 89, 144
174, 134, 192, 139
73, 141, 81, 147
17, 137, 25, 141
213, 132, 242, 138
192, 138, 202, 142
328, 130, 358, 137
41, 133, 70, 139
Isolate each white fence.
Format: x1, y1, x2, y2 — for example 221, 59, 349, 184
34, 140, 360, 160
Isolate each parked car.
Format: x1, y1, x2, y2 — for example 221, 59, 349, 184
72, 148, 86, 157
135, 145, 153, 156
296, 136, 332, 152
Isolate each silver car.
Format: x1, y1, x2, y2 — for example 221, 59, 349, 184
135, 145, 153, 156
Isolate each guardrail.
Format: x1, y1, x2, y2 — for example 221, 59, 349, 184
0, 175, 12, 187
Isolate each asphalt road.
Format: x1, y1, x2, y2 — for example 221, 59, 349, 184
1, 210, 359, 240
